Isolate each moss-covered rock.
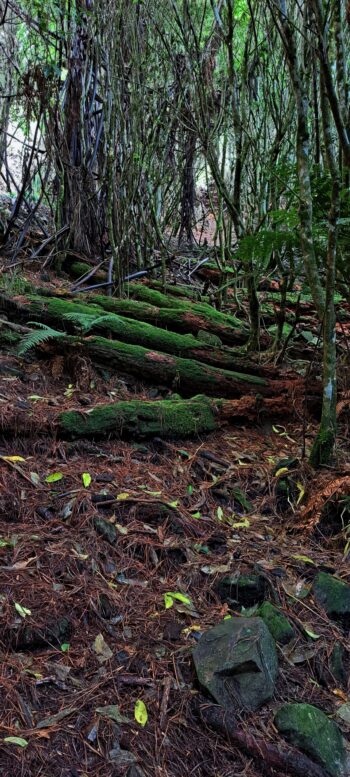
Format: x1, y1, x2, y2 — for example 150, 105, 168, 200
193, 617, 278, 712
313, 572, 350, 621
258, 601, 295, 644
275, 703, 346, 777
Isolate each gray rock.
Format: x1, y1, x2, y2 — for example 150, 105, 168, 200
330, 643, 348, 686
217, 573, 267, 607
313, 572, 350, 620
275, 703, 346, 777
193, 616, 278, 711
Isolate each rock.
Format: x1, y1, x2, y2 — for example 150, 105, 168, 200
258, 601, 295, 644
313, 572, 350, 621
217, 573, 267, 607
193, 616, 278, 712
93, 516, 117, 544
330, 643, 348, 686
275, 703, 346, 777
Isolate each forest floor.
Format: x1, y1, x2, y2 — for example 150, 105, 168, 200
1, 235, 350, 776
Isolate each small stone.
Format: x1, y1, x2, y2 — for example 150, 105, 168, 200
193, 616, 278, 712
93, 516, 117, 544
330, 643, 348, 686
217, 573, 267, 607
258, 601, 295, 644
313, 572, 350, 621
275, 703, 346, 777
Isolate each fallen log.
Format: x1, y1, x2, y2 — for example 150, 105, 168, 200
127, 282, 242, 327
63, 334, 270, 398
197, 702, 328, 777
89, 295, 250, 346
7, 287, 248, 346
58, 394, 294, 438
12, 294, 273, 375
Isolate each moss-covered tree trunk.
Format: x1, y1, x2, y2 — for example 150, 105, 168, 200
12, 295, 272, 375
58, 394, 291, 438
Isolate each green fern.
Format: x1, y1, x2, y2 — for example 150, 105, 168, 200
18, 322, 66, 356
63, 312, 125, 333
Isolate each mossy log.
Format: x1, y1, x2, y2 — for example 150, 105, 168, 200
77, 335, 270, 398
146, 280, 208, 302
11, 287, 248, 346
58, 394, 292, 439
17, 295, 270, 375
64, 260, 106, 283
127, 282, 242, 327
89, 295, 247, 346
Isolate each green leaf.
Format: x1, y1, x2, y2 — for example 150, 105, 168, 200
296, 482, 305, 505
302, 623, 322, 640
134, 699, 148, 727
82, 472, 91, 488
3, 737, 28, 748
291, 554, 315, 565
45, 472, 63, 483
116, 492, 130, 500
164, 591, 192, 609
14, 603, 31, 618
217, 506, 224, 521
60, 643, 70, 652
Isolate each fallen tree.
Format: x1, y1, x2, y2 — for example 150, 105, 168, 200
8, 294, 273, 375
58, 394, 296, 438
89, 294, 251, 345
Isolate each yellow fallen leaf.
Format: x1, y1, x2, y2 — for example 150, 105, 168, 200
1, 455, 26, 462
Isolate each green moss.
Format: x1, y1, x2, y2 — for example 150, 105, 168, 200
83, 334, 266, 397
64, 261, 106, 282
275, 703, 346, 777
312, 572, 350, 618
89, 295, 247, 346
309, 427, 336, 468
127, 283, 243, 327
59, 396, 220, 438
258, 601, 295, 644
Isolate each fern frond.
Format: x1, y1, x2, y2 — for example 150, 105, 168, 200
18, 323, 66, 356
63, 312, 124, 333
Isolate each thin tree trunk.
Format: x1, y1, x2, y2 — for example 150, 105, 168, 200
309, 75, 339, 466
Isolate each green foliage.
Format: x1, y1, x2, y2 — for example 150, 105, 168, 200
18, 323, 65, 356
